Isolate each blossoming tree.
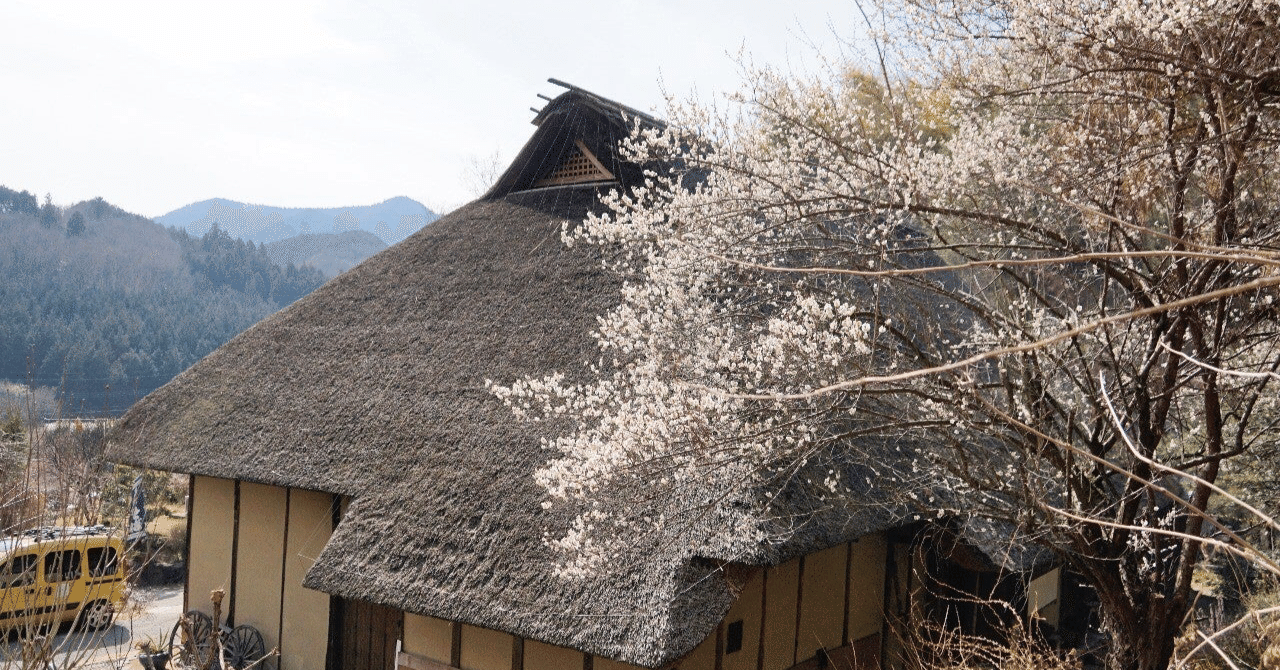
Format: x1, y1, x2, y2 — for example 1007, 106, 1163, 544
492, 1, 1280, 668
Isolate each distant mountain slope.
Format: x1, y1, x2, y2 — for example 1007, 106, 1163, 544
156, 196, 437, 246
0, 186, 327, 414
263, 230, 388, 278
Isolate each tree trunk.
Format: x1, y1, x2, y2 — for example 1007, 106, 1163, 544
1096, 588, 1182, 670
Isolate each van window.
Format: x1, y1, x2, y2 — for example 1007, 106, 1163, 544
1, 554, 37, 587
43, 549, 82, 583
87, 547, 119, 578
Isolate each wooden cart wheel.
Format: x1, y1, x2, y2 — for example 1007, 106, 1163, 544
168, 610, 214, 670
221, 624, 267, 669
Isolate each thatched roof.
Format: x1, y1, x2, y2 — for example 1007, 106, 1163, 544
107, 84, 927, 667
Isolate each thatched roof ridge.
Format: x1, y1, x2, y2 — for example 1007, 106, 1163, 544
486, 82, 661, 199
537, 78, 664, 129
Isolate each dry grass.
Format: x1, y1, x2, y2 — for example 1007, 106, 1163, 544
894, 618, 1081, 670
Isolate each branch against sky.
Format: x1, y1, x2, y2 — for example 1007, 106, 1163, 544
491, 2, 1280, 669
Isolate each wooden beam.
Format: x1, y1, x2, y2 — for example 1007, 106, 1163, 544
277, 488, 292, 660
228, 480, 241, 626
757, 569, 768, 670
793, 556, 805, 667
183, 475, 194, 613
842, 541, 854, 647
450, 621, 462, 669
715, 620, 725, 670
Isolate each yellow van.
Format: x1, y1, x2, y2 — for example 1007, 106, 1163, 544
0, 527, 128, 633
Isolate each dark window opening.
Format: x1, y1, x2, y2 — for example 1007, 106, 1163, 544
0, 554, 37, 587
87, 546, 119, 578
726, 619, 744, 654
44, 549, 82, 583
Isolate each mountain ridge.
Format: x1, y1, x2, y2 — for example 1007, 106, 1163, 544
156, 196, 437, 246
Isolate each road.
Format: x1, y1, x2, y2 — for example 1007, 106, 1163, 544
2, 584, 185, 669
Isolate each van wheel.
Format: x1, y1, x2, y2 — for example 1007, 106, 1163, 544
77, 600, 115, 631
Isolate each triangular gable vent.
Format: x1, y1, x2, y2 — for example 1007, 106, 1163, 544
534, 139, 615, 187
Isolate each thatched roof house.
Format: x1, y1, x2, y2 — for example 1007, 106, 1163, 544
109, 81, 1064, 670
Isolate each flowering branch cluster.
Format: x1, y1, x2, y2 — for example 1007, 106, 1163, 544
492, 1, 1280, 667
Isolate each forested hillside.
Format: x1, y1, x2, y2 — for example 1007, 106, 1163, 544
263, 229, 388, 277
0, 185, 326, 414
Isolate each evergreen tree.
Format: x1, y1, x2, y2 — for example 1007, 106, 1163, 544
66, 211, 86, 237
39, 193, 59, 228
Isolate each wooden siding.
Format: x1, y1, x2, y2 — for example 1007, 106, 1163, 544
404, 613, 454, 664
461, 623, 514, 670
281, 487, 335, 670
721, 570, 763, 670
187, 476, 235, 613
340, 597, 403, 670
525, 639, 583, 670
593, 657, 644, 670
402, 626, 650, 670
189, 473, 891, 670
233, 482, 287, 650
798, 544, 848, 661
186, 477, 336, 670
761, 558, 800, 670
846, 535, 886, 642
679, 630, 717, 670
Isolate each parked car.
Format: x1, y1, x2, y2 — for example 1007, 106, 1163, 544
0, 526, 128, 633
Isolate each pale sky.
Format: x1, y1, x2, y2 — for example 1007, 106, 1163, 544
2, 0, 868, 218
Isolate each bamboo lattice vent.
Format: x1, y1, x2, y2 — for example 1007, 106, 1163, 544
535, 140, 615, 187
